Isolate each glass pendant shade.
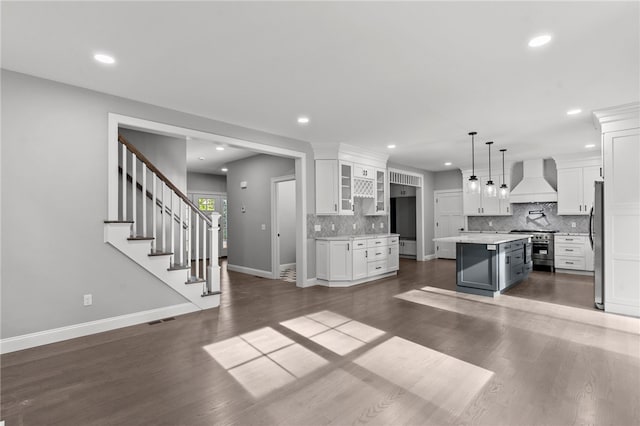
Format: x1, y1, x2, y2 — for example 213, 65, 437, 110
498, 148, 509, 200
499, 184, 509, 199
485, 141, 497, 197
468, 175, 481, 194
485, 180, 497, 197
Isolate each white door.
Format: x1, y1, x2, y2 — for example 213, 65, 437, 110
435, 190, 464, 259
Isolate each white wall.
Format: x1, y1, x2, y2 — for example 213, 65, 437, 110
277, 180, 296, 266
1, 70, 314, 339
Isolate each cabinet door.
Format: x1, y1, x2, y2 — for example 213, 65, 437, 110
387, 244, 399, 271
315, 160, 338, 215
557, 168, 583, 215
316, 241, 329, 279
481, 176, 500, 215
354, 164, 374, 179
338, 161, 354, 215
329, 241, 352, 280
352, 249, 368, 280
374, 168, 386, 214
582, 165, 601, 214
463, 184, 482, 216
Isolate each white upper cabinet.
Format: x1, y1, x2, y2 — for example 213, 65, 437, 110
315, 160, 339, 215
339, 161, 355, 215
556, 159, 602, 215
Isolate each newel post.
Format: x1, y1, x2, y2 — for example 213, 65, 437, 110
206, 212, 221, 295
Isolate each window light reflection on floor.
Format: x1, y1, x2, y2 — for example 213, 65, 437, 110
203, 326, 329, 398
280, 310, 386, 355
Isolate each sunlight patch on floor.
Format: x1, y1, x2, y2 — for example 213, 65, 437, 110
281, 311, 386, 355
354, 336, 494, 417
203, 326, 329, 398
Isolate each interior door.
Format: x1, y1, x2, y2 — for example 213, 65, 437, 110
435, 191, 464, 259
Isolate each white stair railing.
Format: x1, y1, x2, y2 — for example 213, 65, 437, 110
117, 135, 219, 296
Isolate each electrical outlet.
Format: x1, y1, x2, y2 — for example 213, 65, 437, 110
380, 222, 384, 228
489, 221, 492, 227
371, 223, 375, 229
571, 222, 576, 228
331, 223, 335, 231
352, 223, 356, 230
83, 294, 92, 306
314, 224, 321, 232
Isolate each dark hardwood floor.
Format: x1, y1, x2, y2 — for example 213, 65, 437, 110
2, 259, 639, 425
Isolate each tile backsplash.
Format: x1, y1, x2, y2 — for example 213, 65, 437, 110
467, 202, 589, 233
308, 198, 388, 238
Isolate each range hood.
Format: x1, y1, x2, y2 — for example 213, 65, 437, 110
509, 159, 557, 203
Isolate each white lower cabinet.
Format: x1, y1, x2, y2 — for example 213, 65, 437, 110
399, 240, 417, 256
554, 235, 593, 272
316, 235, 399, 286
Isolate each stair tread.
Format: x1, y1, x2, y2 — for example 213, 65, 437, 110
185, 277, 206, 284
168, 264, 190, 271
149, 251, 173, 256
104, 220, 134, 224
128, 236, 154, 241
201, 290, 221, 297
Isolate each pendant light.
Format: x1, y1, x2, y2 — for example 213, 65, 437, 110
467, 132, 480, 194
499, 148, 509, 199
485, 141, 497, 197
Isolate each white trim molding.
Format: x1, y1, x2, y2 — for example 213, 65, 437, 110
1, 303, 200, 354
424, 254, 437, 261
226, 264, 273, 279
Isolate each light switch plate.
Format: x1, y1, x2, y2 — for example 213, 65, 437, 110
331, 223, 335, 231
380, 223, 384, 228
353, 223, 357, 230
261, 224, 266, 230
314, 224, 321, 232
571, 222, 576, 228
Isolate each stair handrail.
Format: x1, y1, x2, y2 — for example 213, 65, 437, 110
118, 134, 212, 226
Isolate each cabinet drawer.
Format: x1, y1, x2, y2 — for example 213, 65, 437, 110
387, 236, 399, 245
352, 240, 368, 250
354, 165, 375, 179
556, 256, 586, 270
367, 260, 387, 275
369, 248, 388, 260
555, 235, 586, 244
367, 238, 387, 248
555, 244, 585, 257
511, 264, 525, 280
510, 250, 525, 265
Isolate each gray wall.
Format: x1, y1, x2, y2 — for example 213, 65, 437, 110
187, 172, 227, 194
1, 70, 315, 339
434, 169, 462, 191
278, 180, 296, 265
120, 128, 187, 193
226, 154, 295, 273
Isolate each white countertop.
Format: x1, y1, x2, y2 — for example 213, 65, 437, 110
316, 233, 399, 241
556, 232, 589, 236
433, 234, 532, 244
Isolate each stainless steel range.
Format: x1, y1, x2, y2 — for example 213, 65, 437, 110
510, 229, 558, 271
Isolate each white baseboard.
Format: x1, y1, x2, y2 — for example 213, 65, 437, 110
423, 254, 437, 261
227, 264, 273, 279
605, 302, 640, 318
0, 303, 199, 354
554, 268, 594, 276
279, 262, 296, 273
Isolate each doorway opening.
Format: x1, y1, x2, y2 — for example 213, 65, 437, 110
272, 176, 297, 281
390, 184, 418, 259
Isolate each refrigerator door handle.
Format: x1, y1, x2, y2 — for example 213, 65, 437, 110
589, 206, 595, 249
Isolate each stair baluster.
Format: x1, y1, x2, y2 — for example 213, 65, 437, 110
121, 143, 127, 222
142, 163, 147, 237
152, 174, 157, 252
132, 152, 137, 236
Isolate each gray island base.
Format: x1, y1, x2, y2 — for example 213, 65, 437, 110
434, 234, 533, 297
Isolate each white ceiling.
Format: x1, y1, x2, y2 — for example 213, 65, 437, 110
2, 1, 638, 171
186, 138, 256, 175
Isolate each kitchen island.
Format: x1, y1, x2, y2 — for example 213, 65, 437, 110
433, 234, 532, 297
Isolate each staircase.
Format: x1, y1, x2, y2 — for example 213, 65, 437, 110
104, 135, 220, 310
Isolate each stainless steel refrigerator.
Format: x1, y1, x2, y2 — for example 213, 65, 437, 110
590, 181, 604, 310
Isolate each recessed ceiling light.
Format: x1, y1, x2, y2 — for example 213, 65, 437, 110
221, 168, 228, 172
585, 144, 596, 149
94, 53, 115, 64
444, 162, 452, 166
528, 34, 552, 48
387, 144, 396, 149
567, 108, 582, 115
198, 156, 205, 161
297, 116, 310, 125
216, 146, 225, 151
